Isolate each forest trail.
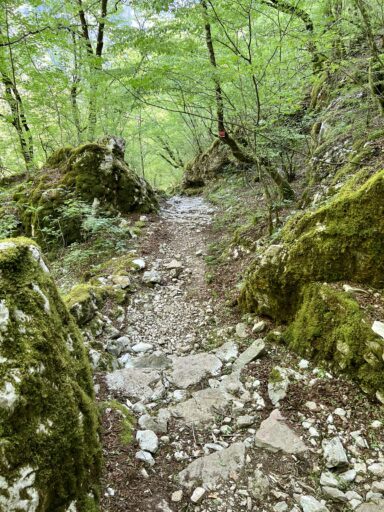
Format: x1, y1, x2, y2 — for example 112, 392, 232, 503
98, 196, 383, 512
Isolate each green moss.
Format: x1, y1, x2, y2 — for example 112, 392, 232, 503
0, 238, 101, 510
102, 400, 135, 445
15, 137, 158, 249
241, 170, 384, 321
309, 71, 328, 110
285, 283, 384, 395
269, 368, 283, 384
64, 281, 127, 327
91, 254, 138, 277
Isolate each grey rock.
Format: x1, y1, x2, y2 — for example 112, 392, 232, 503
139, 414, 166, 434
173, 389, 187, 401
212, 371, 245, 395
117, 353, 134, 368
190, 487, 206, 503
371, 481, 384, 493
254, 409, 308, 454
0, 301, 9, 331
106, 368, 161, 401
368, 463, 384, 477
136, 429, 159, 454
322, 437, 349, 469
366, 492, 383, 501
355, 501, 384, 512
253, 320, 266, 333
143, 270, 162, 285
235, 323, 248, 338
300, 495, 330, 512
133, 353, 172, 370
135, 450, 155, 466
204, 443, 224, 452
345, 491, 363, 501
320, 471, 339, 488
169, 388, 234, 426
171, 490, 183, 503
106, 336, 131, 357
268, 368, 289, 405
322, 486, 347, 502
132, 342, 153, 353
168, 353, 222, 389
132, 258, 146, 270
233, 339, 265, 371
372, 321, 384, 339
273, 502, 288, 512
214, 341, 239, 362
339, 469, 356, 483
156, 499, 173, 512
111, 275, 131, 289
237, 415, 256, 429
165, 259, 183, 270
178, 442, 246, 489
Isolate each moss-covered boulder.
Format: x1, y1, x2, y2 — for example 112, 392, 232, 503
240, 170, 384, 321
285, 283, 384, 400
16, 136, 158, 247
182, 139, 231, 190
0, 238, 101, 511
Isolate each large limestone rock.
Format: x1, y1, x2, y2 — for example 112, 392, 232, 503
254, 409, 308, 454
168, 388, 234, 426
356, 501, 384, 512
178, 442, 246, 489
0, 238, 101, 511
15, 136, 158, 247
106, 367, 162, 402
241, 171, 384, 320
167, 353, 222, 389
240, 171, 384, 397
182, 139, 231, 190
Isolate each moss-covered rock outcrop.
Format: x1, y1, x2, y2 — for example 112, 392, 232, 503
240, 170, 384, 321
240, 170, 384, 399
0, 238, 101, 511
16, 136, 158, 247
285, 283, 384, 400
182, 139, 231, 190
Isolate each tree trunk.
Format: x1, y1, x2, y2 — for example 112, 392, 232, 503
201, 0, 294, 200
70, 32, 82, 144
262, 0, 323, 73
353, 0, 384, 114
77, 0, 108, 141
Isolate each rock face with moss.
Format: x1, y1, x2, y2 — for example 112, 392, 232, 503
16, 136, 158, 246
240, 170, 384, 399
286, 283, 384, 399
183, 139, 231, 190
241, 170, 384, 320
0, 237, 101, 511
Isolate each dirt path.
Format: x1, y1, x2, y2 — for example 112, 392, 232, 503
98, 196, 384, 512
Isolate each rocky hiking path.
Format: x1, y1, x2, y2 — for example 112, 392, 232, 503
97, 196, 384, 512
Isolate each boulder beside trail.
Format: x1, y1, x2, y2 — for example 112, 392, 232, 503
0, 237, 101, 511
182, 139, 231, 190
15, 135, 158, 247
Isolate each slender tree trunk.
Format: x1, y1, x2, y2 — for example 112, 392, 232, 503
201, 0, 294, 200
353, 0, 384, 114
262, 0, 322, 73
77, 0, 108, 141
71, 32, 82, 144
0, 10, 34, 173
